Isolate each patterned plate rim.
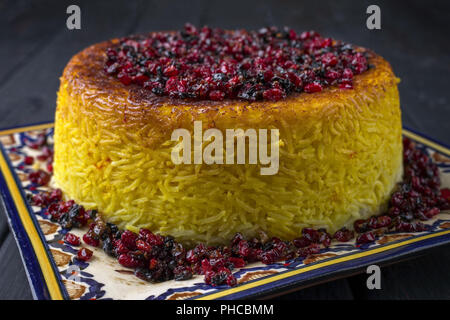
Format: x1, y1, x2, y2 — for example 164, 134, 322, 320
0, 122, 449, 300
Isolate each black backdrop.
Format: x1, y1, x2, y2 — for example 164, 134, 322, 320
0, 0, 449, 299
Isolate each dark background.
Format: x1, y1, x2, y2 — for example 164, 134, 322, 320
0, 0, 449, 299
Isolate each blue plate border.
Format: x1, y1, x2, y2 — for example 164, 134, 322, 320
0, 167, 50, 300
0, 122, 68, 300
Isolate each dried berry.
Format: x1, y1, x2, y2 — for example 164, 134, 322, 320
77, 248, 93, 261
302, 228, 320, 243
83, 233, 100, 247
173, 266, 193, 281
64, 232, 81, 246
105, 25, 370, 102
356, 231, 376, 244
333, 227, 354, 242
297, 243, 321, 257
121, 230, 138, 250
118, 253, 142, 268
24, 156, 34, 165
292, 236, 311, 248
28, 170, 51, 186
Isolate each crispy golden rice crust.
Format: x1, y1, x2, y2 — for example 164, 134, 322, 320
54, 39, 403, 245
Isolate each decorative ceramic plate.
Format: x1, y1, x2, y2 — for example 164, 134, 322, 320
0, 123, 449, 300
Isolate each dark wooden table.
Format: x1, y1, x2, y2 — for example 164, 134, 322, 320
1, 0, 449, 300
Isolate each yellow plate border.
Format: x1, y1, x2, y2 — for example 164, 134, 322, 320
0, 139, 64, 300
0, 123, 54, 136
402, 130, 450, 156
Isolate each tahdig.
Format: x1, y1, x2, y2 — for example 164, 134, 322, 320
53, 26, 402, 245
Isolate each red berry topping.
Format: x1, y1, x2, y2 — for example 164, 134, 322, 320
31, 193, 49, 207
304, 82, 323, 93
77, 248, 93, 261
292, 236, 311, 248
118, 253, 142, 268
24, 156, 34, 165
301, 228, 320, 243
356, 231, 376, 244
262, 88, 285, 101
83, 233, 100, 247
228, 257, 246, 268
209, 90, 225, 101
114, 240, 130, 255
49, 188, 63, 203
105, 25, 370, 102
226, 274, 237, 286
28, 170, 51, 186
333, 227, 354, 242
136, 239, 151, 252
64, 233, 81, 246
297, 243, 321, 257
121, 230, 138, 250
